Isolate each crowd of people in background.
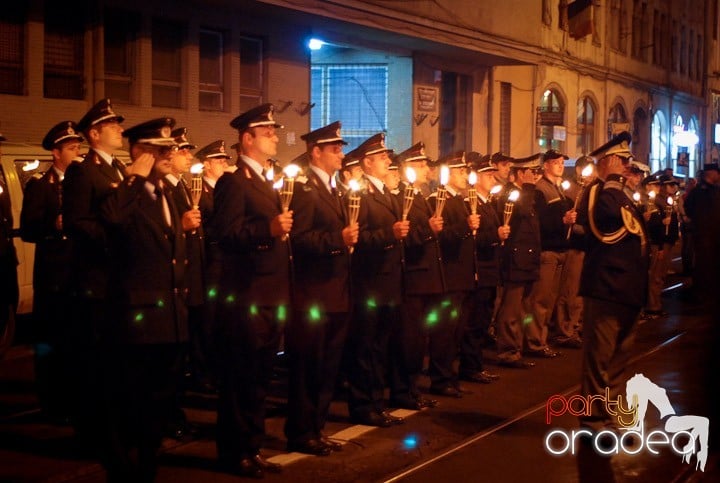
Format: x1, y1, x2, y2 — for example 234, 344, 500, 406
0, 100, 719, 481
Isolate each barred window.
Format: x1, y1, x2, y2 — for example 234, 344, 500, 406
311, 64, 388, 151
0, 4, 25, 95
152, 18, 184, 108
199, 29, 224, 111
239, 35, 263, 113
105, 8, 138, 104
44, 3, 84, 99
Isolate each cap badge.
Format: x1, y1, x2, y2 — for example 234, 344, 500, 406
335, 128, 341, 138
420, 147, 426, 156
161, 126, 171, 138
267, 109, 274, 122
219, 143, 226, 153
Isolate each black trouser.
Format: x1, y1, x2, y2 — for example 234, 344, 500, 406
459, 286, 496, 376
428, 292, 466, 390
104, 343, 184, 483
285, 310, 349, 444
345, 303, 399, 418
216, 305, 283, 461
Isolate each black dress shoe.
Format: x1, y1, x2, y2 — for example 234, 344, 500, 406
417, 396, 438, 408
350, 412, 392, 428
498, 359, 536, 369
525, 347, 560, 358
252, 454, 282, 473
460, 371, 494, 384
222, 457, 264, 479
380, 410, 405, 425
287, 438, 332, 456
454, 384, 474, 395
320, 435, 343, 451
429, 385, 463, 398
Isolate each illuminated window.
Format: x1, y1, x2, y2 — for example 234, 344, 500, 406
537, 88, 565, 152
650, 111, 667, 173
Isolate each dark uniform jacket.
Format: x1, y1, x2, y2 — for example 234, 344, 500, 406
499, 183, 541, 284
429, 191, 476, 293
352, 176, 403, 306
213, 160, 291, 307
473, 196, 502, 288
20, 168, 72, 306
289, 169, 351, 313
401, 182, 445, 296
579, 174, 649, 309
101, 175, 188, 345
0, 182, 19, 310
167, 176, 206, 307
647, 196, 679, 247
535, 176, 574, 252
62, 149, 126, 299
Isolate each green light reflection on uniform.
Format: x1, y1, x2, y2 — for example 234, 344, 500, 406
156, 299, 165, 308
450, 308, 459, 319
249, 304, 258, 316
207, 287, 217, 299
425, 310, 439, 327
134, 313, 144, 323
522, 314, 533, 325
277, 305, 287, 322
366, 298, 377, 310
225, 294, 236, 303
441, 299, 451, 308
309, 305, 321, 322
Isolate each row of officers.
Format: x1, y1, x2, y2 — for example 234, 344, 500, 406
9, 98, 691, 481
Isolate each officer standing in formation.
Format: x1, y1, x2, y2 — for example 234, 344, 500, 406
20, 121, 82, 421
577, 131, 649, 431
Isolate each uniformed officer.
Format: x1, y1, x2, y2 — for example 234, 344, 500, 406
494, 154, 542, 369
427, 151, 479, 396
100, 117, 190, 481
62, 98, 126, 448
388, 142, 442, 409
20, 121, 82, 421
346, 132, 408, 427
335, 148, 363, 197
459, 153, 506, 384
213, 103, 290, 478
526, 149, 575, 354
577, 131, 649, 431
0, 132, 19, 361
284, 121, 356, 456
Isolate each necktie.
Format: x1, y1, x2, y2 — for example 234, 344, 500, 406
155, 183, 172, 227
112, 158, 125, 181
180, 177, 192, 206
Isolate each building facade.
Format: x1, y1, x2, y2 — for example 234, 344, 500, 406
2, 0, 720, 177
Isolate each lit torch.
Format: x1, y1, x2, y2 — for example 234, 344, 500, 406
633, 192, 641, 204
664, 196, 674, 236
468, 171, 478, 236
501, 189, 520, 246
488, 184, 502, 203
434, 165, 450, 218
647, 190, 657, 213
402, 167, 416, 221
190, 163, 203, 209
274, 164, 300, 241
347, 179, 361, 253
566, 164, 594, 239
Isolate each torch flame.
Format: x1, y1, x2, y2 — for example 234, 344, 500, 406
490, 184, 502, 195
190, 163, 203, 175
265, 167, 274, 182
349, 179, 360, 192
440, 165, 450, 186
283, 163, 301, 178
648, 191, 656, 200
468, 171, 477, 186
633, 192, 641, 202
23, 160, 40, 172
273, 178, 283, 190
581, 164, 594, 177
667, 196, 674, 205
508, 190, 520, 202
405, 166, 417, 184
561, 180, 570, 190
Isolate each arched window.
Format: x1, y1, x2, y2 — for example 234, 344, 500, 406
608, 102, 628, 139
650, 111, 667, 173
576, 96, 595, 155
670, 114, 683, 174
687, 117, 699, 176
537, 88, 565, 152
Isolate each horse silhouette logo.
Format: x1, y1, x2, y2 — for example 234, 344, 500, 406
625, 373, 709, 472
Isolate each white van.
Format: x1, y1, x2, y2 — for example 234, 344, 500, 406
0, 143, 129, 355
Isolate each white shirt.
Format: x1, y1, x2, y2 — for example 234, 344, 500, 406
365, 174, 385, 194
309, 165, 333, 193
240, 154, 265, 180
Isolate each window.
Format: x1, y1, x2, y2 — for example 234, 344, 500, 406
632, 0, 642, 59
239, 36, 263, 114
500, 82, 512, 156
152, 18, 184, 108
199, 29, 224, 111
0, 4, 25, 95
537, 88, 565, 152
608, 103, 628, 139
609, 0, 622, 51
652, 10, 661, 65
311, 64, 387, 151
44, 3, 84, 99
577, 96, 595, 155
439, 72, 469, 156
104, 8, 138, 104
650, 110, 667, 173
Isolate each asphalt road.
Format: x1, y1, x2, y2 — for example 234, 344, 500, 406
1, 261, 718, 482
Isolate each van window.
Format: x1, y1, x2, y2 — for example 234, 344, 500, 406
13, 159, 54, 191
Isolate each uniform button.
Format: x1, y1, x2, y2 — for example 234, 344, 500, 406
172, 259, 177, 264
174, 288, 179, 294
184, 259, 189, 265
